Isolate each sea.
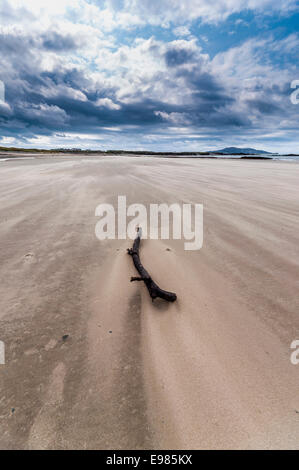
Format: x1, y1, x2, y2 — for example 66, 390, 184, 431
209, 154, 299, 161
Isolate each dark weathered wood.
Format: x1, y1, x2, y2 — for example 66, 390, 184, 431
127, 227, 177, 302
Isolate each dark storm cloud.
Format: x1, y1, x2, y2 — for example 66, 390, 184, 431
0, 23, 295, 146
0, 33, 35, 55
165, 48, 195, 67
42, 33, 78, 51
169, 66, 239, 123
0, 31, 80, 59
40, 68, 91, 91
245, 99, 281, 114
0, 56, 253, 140
0, 57, 162, 138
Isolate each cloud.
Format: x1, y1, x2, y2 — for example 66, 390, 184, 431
17, 103, 69, 128
165, 47, 196, 67
41, 32, 78, 51
173, 26, 191, 37
0, 1, 298, 151
1, 30, 297, 144
154, 111, 191, 125
104, 0, 298, 25
3, 1, 295, 33
96, 98, 121, 110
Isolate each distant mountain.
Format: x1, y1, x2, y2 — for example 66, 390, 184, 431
213, 147, 271, 155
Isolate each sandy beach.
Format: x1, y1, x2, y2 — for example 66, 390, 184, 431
0, 154, 299, 450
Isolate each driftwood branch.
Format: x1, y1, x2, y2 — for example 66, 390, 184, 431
127, 228, 177, 302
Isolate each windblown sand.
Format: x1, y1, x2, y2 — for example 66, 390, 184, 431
0, 154, 299, 449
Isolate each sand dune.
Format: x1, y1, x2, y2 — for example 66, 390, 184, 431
0, 155, 299, 449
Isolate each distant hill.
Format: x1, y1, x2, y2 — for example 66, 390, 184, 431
213, 147, 271, 155
0, 145, 274, 156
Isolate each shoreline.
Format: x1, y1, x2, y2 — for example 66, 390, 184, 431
1, 151, 299, 162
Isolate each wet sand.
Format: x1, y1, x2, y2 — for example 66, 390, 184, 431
0, 154, 299, 449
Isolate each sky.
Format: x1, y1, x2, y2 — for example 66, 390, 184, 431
0, 0, 298, 153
